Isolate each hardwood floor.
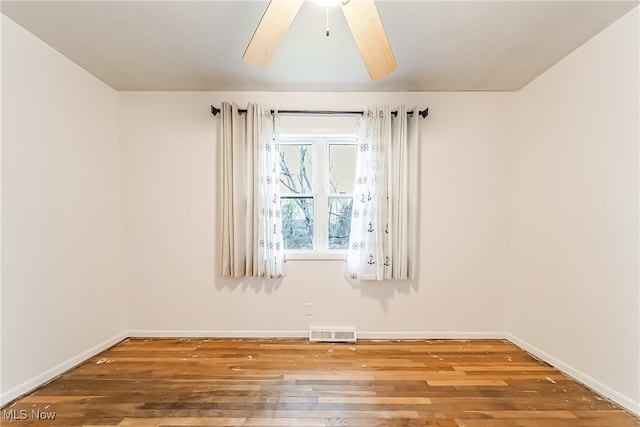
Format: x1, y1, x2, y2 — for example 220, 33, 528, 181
2, 338, 639, 426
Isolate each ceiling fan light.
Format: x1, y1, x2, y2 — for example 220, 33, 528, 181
313, 0, 342, 7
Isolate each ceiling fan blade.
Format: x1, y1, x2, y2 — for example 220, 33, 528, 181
341, 0, 397, 80
243, 0, 304, 68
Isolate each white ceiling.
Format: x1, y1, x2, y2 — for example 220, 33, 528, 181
2, 0, 638, 92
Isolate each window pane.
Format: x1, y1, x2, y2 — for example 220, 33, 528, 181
279, 144, 314, 194
281, 197, 314, 250
328, 197, 352, 250
328, 144, 357, 194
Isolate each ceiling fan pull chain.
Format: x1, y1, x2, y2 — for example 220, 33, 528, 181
325, 7, 330, 37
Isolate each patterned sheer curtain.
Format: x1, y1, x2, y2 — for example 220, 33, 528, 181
218, 102, 285, 279
345, 105, 418, 281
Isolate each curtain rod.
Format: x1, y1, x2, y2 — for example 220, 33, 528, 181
210, 105, 429, 119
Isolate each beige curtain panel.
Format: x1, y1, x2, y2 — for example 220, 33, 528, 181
345, 105, 419, 281
218, 102, 285, 279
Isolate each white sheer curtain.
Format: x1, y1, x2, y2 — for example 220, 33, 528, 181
218, 102, 285, 279
345, 105, 418, 281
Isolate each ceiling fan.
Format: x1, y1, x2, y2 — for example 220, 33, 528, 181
242, 0, 397, 81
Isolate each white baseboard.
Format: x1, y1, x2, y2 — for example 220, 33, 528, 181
126, 329, 507, 340
0, 331, 128, 407
505, 333, 640, 416
126, 329, 309, 339
356, 331, 507, 340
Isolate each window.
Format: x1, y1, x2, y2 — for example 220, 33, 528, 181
278, 135, 357, 256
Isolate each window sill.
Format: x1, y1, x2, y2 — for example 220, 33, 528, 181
285, 251, 346, 261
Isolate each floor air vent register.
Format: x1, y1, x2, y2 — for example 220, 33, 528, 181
309, 327, 357, 343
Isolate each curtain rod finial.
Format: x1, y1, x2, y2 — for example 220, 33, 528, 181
419, 108, 429, 119
211, 105, 221, 116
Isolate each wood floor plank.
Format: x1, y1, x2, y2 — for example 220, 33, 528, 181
118, 417, 247, 426
1, 338, 638, 426
319, 397, 432, 405
242, 418, 327, 426
470, 410, 577, 419
426, 379, 509, 386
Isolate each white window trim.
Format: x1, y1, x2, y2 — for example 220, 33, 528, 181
285, 250, 347, 261
279, 133, 356, 260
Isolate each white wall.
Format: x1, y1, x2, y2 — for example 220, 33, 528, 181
508, 7, 639, 412
1, 16, 126, 403
119, 91, 513, 336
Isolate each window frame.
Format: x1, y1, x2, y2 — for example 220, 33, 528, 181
278, 133, 357, 260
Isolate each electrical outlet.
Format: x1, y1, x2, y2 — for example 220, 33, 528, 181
305, 302, 313, 316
